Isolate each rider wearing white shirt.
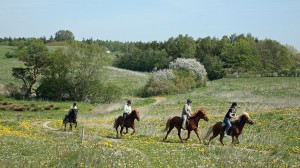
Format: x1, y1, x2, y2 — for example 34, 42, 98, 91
122, 100, 132, 126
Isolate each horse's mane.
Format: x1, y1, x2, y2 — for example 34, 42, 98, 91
189, 108, 206, 119
237, 112, 251, 120
128, 109, 139, 118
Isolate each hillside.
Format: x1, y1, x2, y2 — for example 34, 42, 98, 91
0, 45, 149, 96
0, 77, 299, 167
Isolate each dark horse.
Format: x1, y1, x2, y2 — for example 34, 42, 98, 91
204, 112, 255, 145
163, 108, 209, 143
113, 110, 140, 138
63, 109, 78, 131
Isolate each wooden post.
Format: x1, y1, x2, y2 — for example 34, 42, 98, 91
82, 127, 85, 143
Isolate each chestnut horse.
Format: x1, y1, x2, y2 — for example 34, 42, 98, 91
163, 108, 209, 143
113, 110, 140, 138
204, 112, 255, 145
63, 109, 78, 131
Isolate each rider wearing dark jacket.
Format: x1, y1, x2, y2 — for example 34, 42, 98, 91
224, 102, 237, 136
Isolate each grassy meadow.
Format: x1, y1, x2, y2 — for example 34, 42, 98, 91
0, 45, 299, 167
0, 76, 299, 167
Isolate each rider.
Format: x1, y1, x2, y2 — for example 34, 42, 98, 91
224, 102, 237, 136
67, 102, 78, 118
182, 99, 192, 130
122, 100, 132, 126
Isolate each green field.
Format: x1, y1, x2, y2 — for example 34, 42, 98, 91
0, 77, 299, 167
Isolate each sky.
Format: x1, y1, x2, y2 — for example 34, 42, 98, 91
0, 0, 300, 50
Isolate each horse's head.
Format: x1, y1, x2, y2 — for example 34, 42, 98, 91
195, 108, 209, 121
131, 109, 140, 121
239, 112, 255, 125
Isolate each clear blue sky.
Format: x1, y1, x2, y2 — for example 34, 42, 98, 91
1, 0, 299, 50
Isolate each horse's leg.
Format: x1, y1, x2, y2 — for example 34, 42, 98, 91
236, 136, 240, 144
208, 133, 218, 145
64, 122, 66, 131
219, 134, 225, 146
184, 130, 191, 141
163, 125, 174, 141
177, 127, 183, 143
194, 129, 202, 144
120, 126, 124, 137
124, 127, 128, 134
131, 125, 135, 135
116, 125, 119, 138
70, 122, 72, 131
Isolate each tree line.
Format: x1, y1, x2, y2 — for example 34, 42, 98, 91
97, 34, 300, 80
2, 31, 299, 80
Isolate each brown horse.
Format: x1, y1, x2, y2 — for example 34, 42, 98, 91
163, 108, 209, 143
204, 112, 255, 145
113, 110, 140, 138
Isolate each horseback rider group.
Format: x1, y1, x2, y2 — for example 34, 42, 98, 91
180, 99, 238, 136
66, 99, 241, 142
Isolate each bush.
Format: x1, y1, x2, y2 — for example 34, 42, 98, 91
142, 59, 207, 97
5, 52, 15, 58
86, 82, 123, 103
3, 83, 24, 100
143, 78, 177, 97
36, 78, 73, 101
169, 58, 207, 86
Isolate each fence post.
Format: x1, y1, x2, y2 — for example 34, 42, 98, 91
82, 127, 85, 143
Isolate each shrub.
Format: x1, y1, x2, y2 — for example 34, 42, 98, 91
152, 69, 175, 81
142, 59, 207, 97
169, 58, 207, 86
5, 52, 15, 58
3, 83, 24, 100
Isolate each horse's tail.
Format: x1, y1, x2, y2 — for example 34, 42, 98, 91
113, 118, 117, 129
62, 115, 67, 124
163, 118, 172, 132
203, 126, 213, 140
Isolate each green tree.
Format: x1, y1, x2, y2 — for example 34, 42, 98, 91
115, 47, 171, 71
165, 34, 196, 58
36, 48, 72, 100
12, 40, 49, 99
66, 42, 112, 101
54, 30, 75, 41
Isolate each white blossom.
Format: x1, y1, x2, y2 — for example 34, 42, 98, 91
152, 69, 175, 81
169, 58, 207, 80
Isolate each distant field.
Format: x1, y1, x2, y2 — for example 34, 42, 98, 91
0, 46, 66, 85
0, 45, 149, 95
0, 46, 22, 85
0, 77, 299, 167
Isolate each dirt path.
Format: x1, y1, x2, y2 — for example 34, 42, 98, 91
42, 121, 59, 131
40, 97, 166, 132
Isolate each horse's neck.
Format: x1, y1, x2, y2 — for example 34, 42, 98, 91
127, 114, 136, 122
190, 115, 201, 125
236, 120, 246, 131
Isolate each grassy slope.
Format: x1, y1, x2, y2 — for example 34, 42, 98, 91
0, 45, 149, 95
0, 46, 22, 85
0, 45, 299, 167
0, 78, 299, 167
